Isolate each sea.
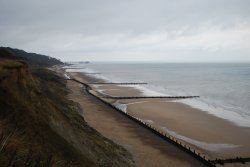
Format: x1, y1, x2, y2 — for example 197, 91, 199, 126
66, 62, 250, 127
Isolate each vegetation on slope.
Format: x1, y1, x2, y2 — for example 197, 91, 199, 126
0, 47, 63, 66
0, 48, 135, 167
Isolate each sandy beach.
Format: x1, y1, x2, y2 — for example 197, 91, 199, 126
97, 84, 250, 159
66, 72, 205, 167
66, 71, 250, 167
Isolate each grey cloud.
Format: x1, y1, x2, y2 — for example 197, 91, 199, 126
0, 0, 250, 62
1, 0, 249, 32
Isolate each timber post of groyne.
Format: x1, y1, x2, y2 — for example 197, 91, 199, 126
87, 82, 148, 85
102, 96, 200, 99
84, 73, 101, 75
210, 158, 250, 166
66, 78, 250, 167
63, 67, 85, 69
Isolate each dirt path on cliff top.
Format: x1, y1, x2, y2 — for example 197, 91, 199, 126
67, 78, 205, 167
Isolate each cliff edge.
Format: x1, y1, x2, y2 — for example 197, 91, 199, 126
0, 48, 135, 167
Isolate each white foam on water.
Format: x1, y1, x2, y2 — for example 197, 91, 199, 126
97, 89, 120, 97
132, 85, 168, 96
172, 98, 250, 127
131, 83, 250, 127
96, 89, 112, 96
113, 101, 148, 113
64, 73, 70, 79
66, 68, 87, 73
69, 62, 250, 128
114, 102, 127, 113
161, 127, 240, 152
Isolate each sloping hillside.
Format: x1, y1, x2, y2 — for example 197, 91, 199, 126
0, 47, 63, 66
0, 48, 135, 167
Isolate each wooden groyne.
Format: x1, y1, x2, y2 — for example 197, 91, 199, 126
63, 67, 85, 69
87, 82, 148, 85
67, 78, 250, 167
84, 85, 214, 167
210, 157, 250, 165
103, 96, 200, 99
84, 73, 101, 75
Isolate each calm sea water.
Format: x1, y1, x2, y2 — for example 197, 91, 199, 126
67, 62, 250, 127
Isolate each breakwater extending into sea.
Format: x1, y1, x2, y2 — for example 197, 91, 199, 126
67, 78, 250, 167
66, 62, 250, 127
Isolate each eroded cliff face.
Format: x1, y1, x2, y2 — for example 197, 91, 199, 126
0, 48, 135, 167
0, 57, 39, 120
0, 60, 34, 90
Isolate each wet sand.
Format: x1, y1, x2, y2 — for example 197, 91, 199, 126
129, 100, 250, 157
96, 85, 250, 158
66, 71, 250, 166
66, 73, 205, 167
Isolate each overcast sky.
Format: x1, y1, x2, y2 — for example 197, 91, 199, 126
1, 0, 250, 62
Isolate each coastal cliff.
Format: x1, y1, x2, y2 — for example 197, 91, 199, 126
0, 48, 135, 167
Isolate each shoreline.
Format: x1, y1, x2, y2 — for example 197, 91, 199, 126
98, 84, 250, 158
66, 72, 206, 167
67, 67, 250, 128
66, 70, 250, 166
70, 71, 250, 156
